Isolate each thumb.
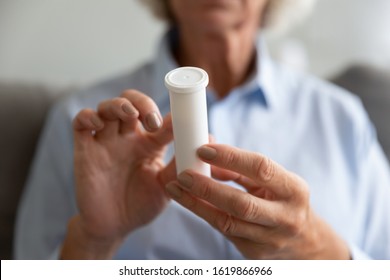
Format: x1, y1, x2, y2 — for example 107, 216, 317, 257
158, 157, 177, 186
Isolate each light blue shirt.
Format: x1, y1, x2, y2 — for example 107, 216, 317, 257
14, 32, 390, 259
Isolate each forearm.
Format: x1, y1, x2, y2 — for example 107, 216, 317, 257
60, 216, 124, 260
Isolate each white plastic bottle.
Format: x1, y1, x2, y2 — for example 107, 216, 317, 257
165, 67, 210, 176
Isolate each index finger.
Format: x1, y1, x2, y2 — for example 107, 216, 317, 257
98, 89, 162, 132
197, 144, 299, 197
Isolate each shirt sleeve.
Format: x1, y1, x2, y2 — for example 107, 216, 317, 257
349, 243, 371, 260
13, 101, 77, 259
350, 113, 390, 260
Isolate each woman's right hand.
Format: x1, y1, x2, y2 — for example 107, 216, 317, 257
61, 89, 176, 259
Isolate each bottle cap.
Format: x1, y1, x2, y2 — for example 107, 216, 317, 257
165, 67, 209, 94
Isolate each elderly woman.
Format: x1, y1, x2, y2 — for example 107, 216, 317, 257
15, 0, 390, 259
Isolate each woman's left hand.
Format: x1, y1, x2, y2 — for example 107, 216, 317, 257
166, 144, 350, 259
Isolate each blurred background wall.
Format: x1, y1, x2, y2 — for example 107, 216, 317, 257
0, 0, 389, 87
0, 0, 165, 87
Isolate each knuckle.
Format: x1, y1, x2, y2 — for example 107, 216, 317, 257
76, 109, 92, 122
284, 208, 307, 236
255, 156, 275, 182
82, 108, 94, 115
269, 237, 287, 252
121, 89, 138, 98
198, 181, 212, 200
224, 149, 237, 168
298, 177, 310, 201
72, 115, 82, 129
74, 109, 86, 120
287, 220, 303, 237
97, 101, 105, 111
113, 97, 126, 108
139, 95, 154, 106
235, 196, 258, 221
290, 174, 310, 203
109, 99, 125, 115
216, 213, 236, 236
295, 207, 308, 230
122, 89, 152, 104
285, 220, 301, 236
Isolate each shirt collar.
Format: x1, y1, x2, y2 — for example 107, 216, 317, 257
152, 29, 279, 109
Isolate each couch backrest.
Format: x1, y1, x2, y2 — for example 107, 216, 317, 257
0, 83, 68, 259
332, 65, 390, 161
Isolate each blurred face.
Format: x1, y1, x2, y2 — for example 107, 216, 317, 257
168, 0, 268, 34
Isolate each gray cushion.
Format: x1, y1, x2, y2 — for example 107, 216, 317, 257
332, 65, 390, 160
0, 83, 69, 259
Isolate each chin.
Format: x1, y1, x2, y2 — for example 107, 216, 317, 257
194, 12, 243, 34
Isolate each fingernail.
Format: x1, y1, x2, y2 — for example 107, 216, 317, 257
166, 182, 182, 198
91, 115, 103, 128
197, 146, 217, 160
178, 172, 193, 189
122, 103, 136, 115
145, 112, 162, 131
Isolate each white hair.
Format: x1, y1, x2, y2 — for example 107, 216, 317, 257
140, 0, 316, 34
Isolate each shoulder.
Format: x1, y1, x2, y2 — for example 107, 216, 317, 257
277, 63, 369, 128
273, 63, 376, 160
